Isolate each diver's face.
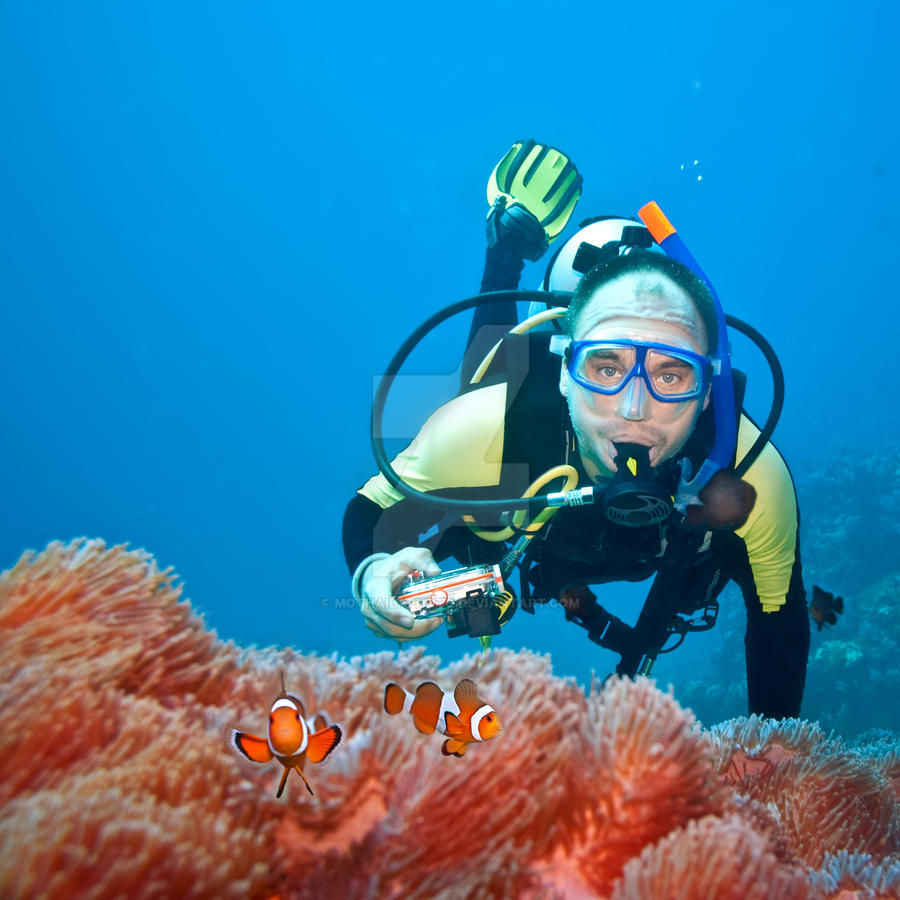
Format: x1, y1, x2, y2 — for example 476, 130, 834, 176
560, 271, 710, 479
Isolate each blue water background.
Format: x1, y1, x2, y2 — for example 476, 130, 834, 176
3, 3, 897, 694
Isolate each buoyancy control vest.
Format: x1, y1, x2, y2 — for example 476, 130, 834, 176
481, 329, 748, 675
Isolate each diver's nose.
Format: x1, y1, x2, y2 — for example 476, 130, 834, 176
618, 374, 649, 421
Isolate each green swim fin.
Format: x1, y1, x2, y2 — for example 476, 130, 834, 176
487, 139, 583, 243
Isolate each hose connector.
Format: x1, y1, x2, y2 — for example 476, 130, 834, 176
546, 487, 596, 508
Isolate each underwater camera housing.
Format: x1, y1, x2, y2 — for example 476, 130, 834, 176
396, 564, 514, 638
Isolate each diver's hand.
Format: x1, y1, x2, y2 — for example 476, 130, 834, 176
360, 548, 443, 641
485, 139, 582, 261
486, 197, 549, 261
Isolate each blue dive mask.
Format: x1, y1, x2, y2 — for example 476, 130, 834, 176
564, 339, 710, 403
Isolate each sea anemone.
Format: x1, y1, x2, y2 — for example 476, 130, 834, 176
1, 539, 899, 898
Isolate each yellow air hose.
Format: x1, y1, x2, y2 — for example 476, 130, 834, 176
468, 306, 568, 386
463, 464, 578, 542
464, 305, 576, 543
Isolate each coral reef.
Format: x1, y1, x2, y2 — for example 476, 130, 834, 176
800, 574, 900, 737
1, 539, 899, 899
675, 444, 900, 739
793, 446, 900, 737
675, 573, 900, 739
796, 444, 900, 596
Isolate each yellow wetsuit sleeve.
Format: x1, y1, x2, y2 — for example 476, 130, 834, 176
734, 415, 798, 613
359, 383, 508, 509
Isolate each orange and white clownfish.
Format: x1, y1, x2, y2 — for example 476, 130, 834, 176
383, 678, 502, 757
231, 672, 342, 797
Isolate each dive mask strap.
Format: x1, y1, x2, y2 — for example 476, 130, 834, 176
549, 334, 570, 358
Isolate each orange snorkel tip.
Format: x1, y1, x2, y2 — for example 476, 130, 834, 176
638, 201, 676, 244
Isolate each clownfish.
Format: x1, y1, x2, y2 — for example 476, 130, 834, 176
384, 678, 502, 757
231, 672, 342, 797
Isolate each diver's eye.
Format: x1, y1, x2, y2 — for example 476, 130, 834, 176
655, 370, 689, 388
581, 348, 631, 386
586, 361, 623, 384
646, 355, 698, 396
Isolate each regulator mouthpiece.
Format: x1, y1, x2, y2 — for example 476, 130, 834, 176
602, 443, 673, 527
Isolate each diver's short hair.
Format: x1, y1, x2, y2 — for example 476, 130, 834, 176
566, 250, 720, 356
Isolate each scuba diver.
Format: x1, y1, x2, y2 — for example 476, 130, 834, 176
343, 140, 811, 720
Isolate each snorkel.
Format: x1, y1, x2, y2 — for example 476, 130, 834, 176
638, 202, 737, 513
